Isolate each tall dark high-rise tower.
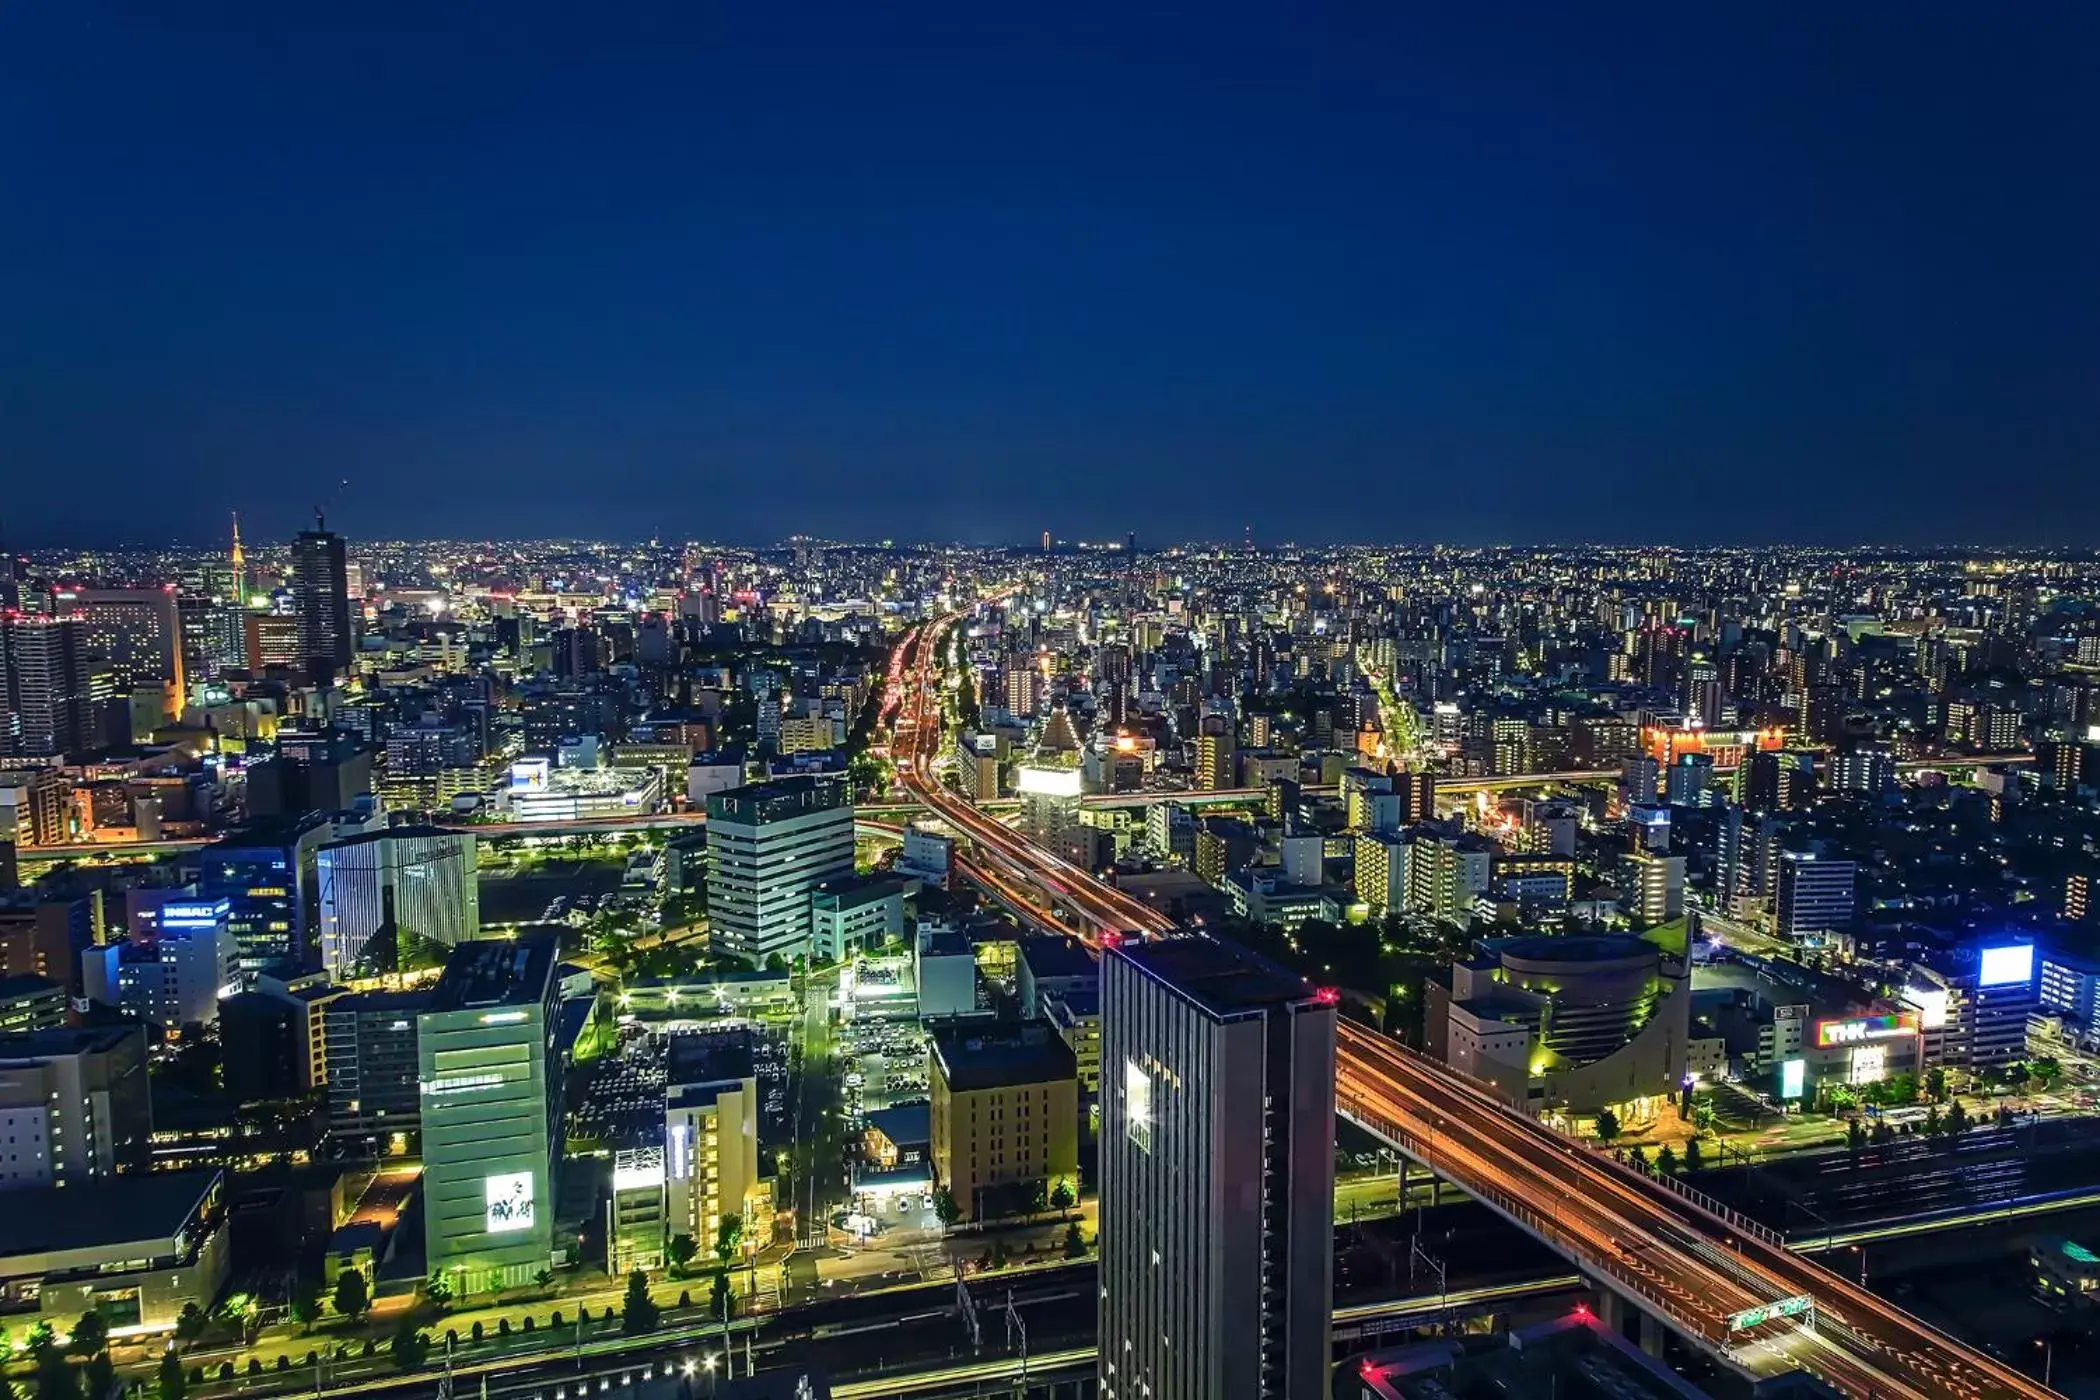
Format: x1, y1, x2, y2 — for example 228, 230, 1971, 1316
1099, 936, 1335, 1400
0, 615, 95, 757
292, 513, 352, 684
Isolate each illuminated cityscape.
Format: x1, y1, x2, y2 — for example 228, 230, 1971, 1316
6, 6, 2100, 1400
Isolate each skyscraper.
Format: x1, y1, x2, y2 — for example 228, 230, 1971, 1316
68, 586, 184, 708
292, 514, 352, 684
1099, 936, 1335, 1400
0, 615, 95, 758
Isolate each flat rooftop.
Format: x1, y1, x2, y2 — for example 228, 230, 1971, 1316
0, 1170, 220, 1257
930, 1021, 1077, 1093
0, 1025, 142, 1060
429, 933, 558, 1012
1113, 936, 1319, 1017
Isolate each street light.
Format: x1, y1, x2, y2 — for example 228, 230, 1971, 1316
2035, 1337, 2053, 1389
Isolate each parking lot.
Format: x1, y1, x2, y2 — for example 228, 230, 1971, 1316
565, 1022, 793, 1151
480, 859, 627, 925
839, 1019, 927, 1120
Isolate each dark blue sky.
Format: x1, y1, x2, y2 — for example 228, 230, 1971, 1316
5, 4, 2097, 548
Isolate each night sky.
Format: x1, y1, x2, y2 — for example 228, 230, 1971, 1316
5, 4, 2097, 548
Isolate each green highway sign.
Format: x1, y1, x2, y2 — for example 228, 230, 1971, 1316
1729, 1294, 1812, 1331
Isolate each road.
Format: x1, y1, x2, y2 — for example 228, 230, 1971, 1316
883, 610, 2056, 1400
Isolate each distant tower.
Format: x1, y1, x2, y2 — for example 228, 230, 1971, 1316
1244, 523, 1253, 551
1041, 530, 1053, 552
229, 513, 248, 601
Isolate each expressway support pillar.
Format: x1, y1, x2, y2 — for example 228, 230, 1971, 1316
1594, 1289, 1627, 1340
1638, 1311, 1665, 1359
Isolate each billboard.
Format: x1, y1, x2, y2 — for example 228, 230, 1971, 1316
509, 758, 551, 792
1814, 1013, 1919, 1049
484, 1172, 536, 1234
1780, 1058, 1806, 1101
1015, 764, 1083, 798
160, 899, 231, 931
1979, 943, 2035, 988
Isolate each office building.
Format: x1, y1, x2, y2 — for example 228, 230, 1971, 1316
247, 727, 375, 819
419, 935, 561, 1295
0, 1025, 152, 1190
198, 814, 333, 973
292, 515, 354, 683
664, 1033, 765, 1264
928, 1022, 1079, 1224
242, 612, 303, 673
317, 826, 480, 978
1776, 852, 1855, 943
322, 990, 431, 1149
0, 616, 95, 758
67, 587, 184, 708
0, 1170, 229, 1333
0, 890, 104, 998
222, 970, 345, 1104
0, 975, 65, 1035
1902, 943, 2038, 1070
1099, 937, 1335, 1400
2040, 948, 2100, 1028
706, 777, 854, 964
80, 898, 238, 1030
809, 875, 905, 963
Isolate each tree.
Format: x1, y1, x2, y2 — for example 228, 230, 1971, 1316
931, 1187, 961, 1228
84, 1354, 113, 1400
1923, 1105, 1944, 1138
1683, 1137, 1703, 1172
68, 1312, 106, 1359
1944, 1098, 1970, 1136
990, 1238, 1011, 1270
1926, 1065, 1949, 1103
1592, 1107, 1620, 1143
174, 1304, 207, 1347
390, 1319, 428, 1372
35, 1348, 80, 1400
157, 1348, 185, 1400
533, 1269, 556, 1291
1885, 1071, 1920, 1106
332, 1269, 370, 1322
1846, 1118, 1867, 1157
667, 1233, 698, 1275
1050, 1179, 1077, 1217
425, 1272, 453, 1310
469, 1321, 483, 1344
290, 1277, 320, 1330
713, 1213, 744, 1267
709, 1273, 734, 1322
1626, 1145, 1649, 1173
1026, 1180, 1049, 1217
1063, 1222, 1087, 1260
1655, 1145, 1679, 1176
1870, 1119, 1894, 1147
620, 1271, 659, 1335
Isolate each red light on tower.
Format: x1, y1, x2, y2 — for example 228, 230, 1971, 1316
1314, 986, 1340, 1005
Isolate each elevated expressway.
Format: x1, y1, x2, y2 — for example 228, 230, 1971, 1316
885, 614, 2054, 1400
